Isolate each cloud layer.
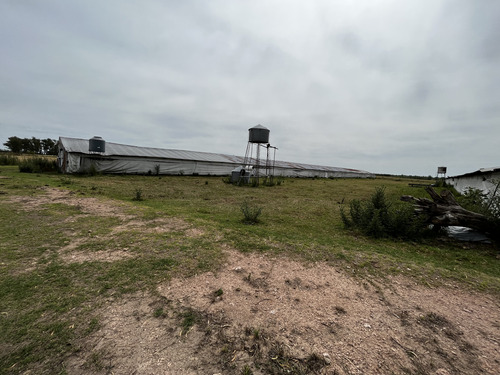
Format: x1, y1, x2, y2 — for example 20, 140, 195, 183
1, 0, 499, 175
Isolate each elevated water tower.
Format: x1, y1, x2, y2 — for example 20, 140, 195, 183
241, 125, 277, 184
437, 166, 447, 179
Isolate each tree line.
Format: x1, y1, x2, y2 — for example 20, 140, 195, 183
3, 136, 58, 155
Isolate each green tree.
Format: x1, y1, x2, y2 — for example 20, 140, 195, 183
3, 136, 23, 153
3, 136, 57, 154
30, 137, 42, 154
41, 138, 58, 155
21, 138, 32, 153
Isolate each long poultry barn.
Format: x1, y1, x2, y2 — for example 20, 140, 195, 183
57, 136, 374, 178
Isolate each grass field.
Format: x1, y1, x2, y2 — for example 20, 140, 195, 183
0, 166, 498, 374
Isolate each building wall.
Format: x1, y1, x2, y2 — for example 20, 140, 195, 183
78, 155, 237, 175
446, 172, 500, 195
272, 166, 373, 178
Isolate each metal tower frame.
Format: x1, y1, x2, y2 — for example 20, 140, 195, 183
242, 142, 278, 185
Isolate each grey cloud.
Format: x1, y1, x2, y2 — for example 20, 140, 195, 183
0, 0, 499, 176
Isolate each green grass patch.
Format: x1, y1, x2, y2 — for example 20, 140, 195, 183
0, 167, 498, 373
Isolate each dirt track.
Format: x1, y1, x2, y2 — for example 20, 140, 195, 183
66, 249, 499, 374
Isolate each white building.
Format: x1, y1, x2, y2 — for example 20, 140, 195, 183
446, 167, 500, 195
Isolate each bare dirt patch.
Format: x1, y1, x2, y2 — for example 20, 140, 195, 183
67, 251, 500, 375
8, 187, 200, 264
111, 217, 194, 236
7, 187, 133, 218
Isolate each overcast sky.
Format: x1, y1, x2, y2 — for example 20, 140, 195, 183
1, 0, 499, 176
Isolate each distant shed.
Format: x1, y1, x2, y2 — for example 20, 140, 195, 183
445, 167, 500, 195
57, 137, 374, 178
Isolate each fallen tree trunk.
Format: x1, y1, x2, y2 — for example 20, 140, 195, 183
401, 187, 495, 235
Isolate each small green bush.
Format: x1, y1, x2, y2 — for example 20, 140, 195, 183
340, 186, 429, 239
132, 188, 143, 201
87, 163, 99, 176
240, 199, 262, 224
59, 176, 73, 185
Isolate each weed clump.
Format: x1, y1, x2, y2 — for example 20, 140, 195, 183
264, 344, 328, 374
241, 364, 253, 375
240, 199, 262, 224
132, 188, 143, 201
153, 308, 166, 318
340, 186, 429, 239
179, 308, 199, 335
261, 176, 284, 186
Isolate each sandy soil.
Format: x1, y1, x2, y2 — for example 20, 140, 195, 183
8, 188, 500, 374
66, 250, 500, 375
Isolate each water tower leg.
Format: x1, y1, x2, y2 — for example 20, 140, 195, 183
255, 145, 260, 185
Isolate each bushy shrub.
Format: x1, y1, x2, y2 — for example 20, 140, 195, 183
458, 184, 500, 219
240, 199, 262, 224
18, 158, 57, 173
457, 183, 500, 240
340, 187, 429, 239
0, 154, 19, 165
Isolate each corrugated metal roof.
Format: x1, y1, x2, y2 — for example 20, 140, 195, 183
449, 167, 500, 179
479, 167, 500, 173
59, 137, 244, 164
58, 137, 372, 175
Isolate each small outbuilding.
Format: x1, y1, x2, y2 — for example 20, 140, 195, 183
446, 167, 500, 195
57, 136, 374, 178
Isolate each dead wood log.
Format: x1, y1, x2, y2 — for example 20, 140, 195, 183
401, 187, 495, 235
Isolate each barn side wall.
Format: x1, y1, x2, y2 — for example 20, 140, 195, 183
59, 152, 373, 178
272, 167, 373, 178
79, 156, 238, 175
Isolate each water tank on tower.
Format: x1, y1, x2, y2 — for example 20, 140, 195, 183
248, 125, 270, 144
89, 136, 106, 153
240, 125, 277, 185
